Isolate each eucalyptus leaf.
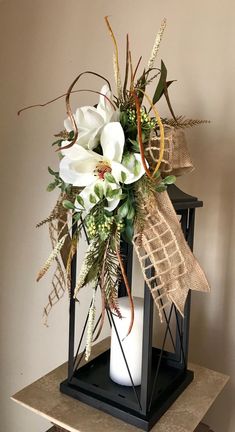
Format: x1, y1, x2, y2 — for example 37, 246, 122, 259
89, 194, 97, 204
104, 172, 116, 183
133, 159, 141, 176
163, 175, 176, 185
109, 188, 121, 198
63, 200, 75, 210
76, 195, 85, 208
120, 111, 128, 127
122, 221, 134, 244
94, 183, 104, 199
127, 206, 135, 220
156, 185, 167, 193
47, 182, 56, 192
118, 201, 129, 218
105, 185, 113, 199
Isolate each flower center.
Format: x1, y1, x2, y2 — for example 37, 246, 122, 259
95, 161, 112, 180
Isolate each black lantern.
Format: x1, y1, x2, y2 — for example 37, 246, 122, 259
60, 185, 202, 431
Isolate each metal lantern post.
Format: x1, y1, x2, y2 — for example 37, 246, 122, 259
60, 185, 203, 431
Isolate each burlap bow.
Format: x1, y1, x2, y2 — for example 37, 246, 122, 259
133, 127, 210, 320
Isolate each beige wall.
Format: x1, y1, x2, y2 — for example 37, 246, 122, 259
1, 0, 234, 431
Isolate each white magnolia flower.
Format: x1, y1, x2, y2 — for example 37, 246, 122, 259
63, 84, 118, 150
59, 122, 145, 212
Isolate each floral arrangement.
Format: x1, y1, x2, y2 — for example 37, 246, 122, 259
19, 17, 209, 360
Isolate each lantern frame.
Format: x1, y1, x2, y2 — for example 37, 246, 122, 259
60, 185, 203, 431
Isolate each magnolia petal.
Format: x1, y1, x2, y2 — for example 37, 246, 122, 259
80, 106, 104, 130
60, 143, 93, 160
61, 143, 82, 158
123, 153, 146, 185
97, 84, 114, 123
59, 157, 81, 185
60, 140, 74, 154
87, 126, 103, 150
60, 145, 101, 187
76, 130, 95, 148
101, 122, 125, 163
64, 107, 86, 132
60, 157, 96, 187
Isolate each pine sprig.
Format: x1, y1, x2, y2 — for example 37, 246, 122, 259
163, 115, 210, 129
102, 232, 122, 317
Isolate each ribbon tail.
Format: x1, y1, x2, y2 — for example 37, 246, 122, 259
133, 188, 210, 320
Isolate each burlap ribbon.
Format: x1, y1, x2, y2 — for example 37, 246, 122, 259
146, 126, 194, 177
133, 128, 209, 320
42, 197, 71, 324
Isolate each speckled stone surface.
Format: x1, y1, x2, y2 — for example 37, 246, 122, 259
47, 423, 213, 432
12, 338, 228, 432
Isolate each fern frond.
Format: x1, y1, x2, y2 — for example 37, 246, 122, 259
163, 116, 210, 129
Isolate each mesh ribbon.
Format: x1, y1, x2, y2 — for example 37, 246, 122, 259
146, 126, 194, 177
133, 128, 209, 319
133, 189, 209, 320
42, 197, 71, 324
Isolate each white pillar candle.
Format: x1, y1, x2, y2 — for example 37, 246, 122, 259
109, 296, 144, 386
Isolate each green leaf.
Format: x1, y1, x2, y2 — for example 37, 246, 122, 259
48, 166, 59, 176
104, 172, 116, 183
163, 175, 176, 185
122, 221, 134, 243
122, 152, 132, 164
85, 263, 99, 285
154, 170, 161, 179
60, 183, 66, 192
152, 61, 175, 106
52, 139, 63, 147
120, 111, 128, 127
47, 182, 56, 192
127, 206, 135, 220
153, 60, 167, 105
105, 185, 113, 199
118, 201, 129, 218
63, 200, 75, 210
109, 188, 121, 199
73, 212, 81, 221
94, 183, 104, 199
89, 194, 97, 204
121, 171, 127, 183
156, 184, 167, 193
128, 139, 139, 152
133, 159, 141, 176
76, 195, 85, 208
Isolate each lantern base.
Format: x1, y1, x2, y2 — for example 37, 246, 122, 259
60, 349, 194, 431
